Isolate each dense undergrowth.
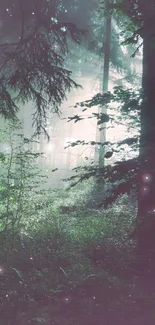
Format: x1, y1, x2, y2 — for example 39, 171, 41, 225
0, 184, 138, 325
0, 126, 155, 325
1, 186, 155, 325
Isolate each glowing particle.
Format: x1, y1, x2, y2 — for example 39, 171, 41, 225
140, 186, 149, 196
142, 173, 152, 183
62, 295, 72, 304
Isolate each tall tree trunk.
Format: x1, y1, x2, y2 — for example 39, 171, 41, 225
98, 14, 112, 168
93, 14, 112, 206
137, 13, 155, 261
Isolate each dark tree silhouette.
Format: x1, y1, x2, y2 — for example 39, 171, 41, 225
0, 0, 84, 136
98, 0, 155, 257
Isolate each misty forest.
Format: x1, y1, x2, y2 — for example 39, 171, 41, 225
1, 0, 155, 324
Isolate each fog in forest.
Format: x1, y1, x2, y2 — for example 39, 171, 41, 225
3, 2, 155, 325
0, 48, 142, 189
0, 0, 142, 189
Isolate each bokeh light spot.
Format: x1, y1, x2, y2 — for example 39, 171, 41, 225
142, 173, 152, 184
140, 186, 150, 196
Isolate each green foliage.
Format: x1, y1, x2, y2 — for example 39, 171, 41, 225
0, 122, 46, 238
90, 0, 140, 80
63, 85, 140, 207
70, 86, 140, 129
0, 176, 136, 324
0, 136, 150, 325
0, 0, 85, 137
0, 1, 154, 324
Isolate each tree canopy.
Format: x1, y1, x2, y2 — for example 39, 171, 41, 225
0, 0, 84, 136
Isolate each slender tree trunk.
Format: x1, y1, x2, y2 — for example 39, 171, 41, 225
102, 16, 112, 94
98, 14, 112, 168
93, 14, 112, 206
137, 13, 155, 261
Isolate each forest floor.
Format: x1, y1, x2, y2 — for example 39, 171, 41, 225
0, 190, 155, 325
1, 246, 155, 325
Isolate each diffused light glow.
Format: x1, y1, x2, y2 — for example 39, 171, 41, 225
142, 173, 152, 183
140, 186, 150, 196
0, 267, 4, 274
46, 143, 55, 153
